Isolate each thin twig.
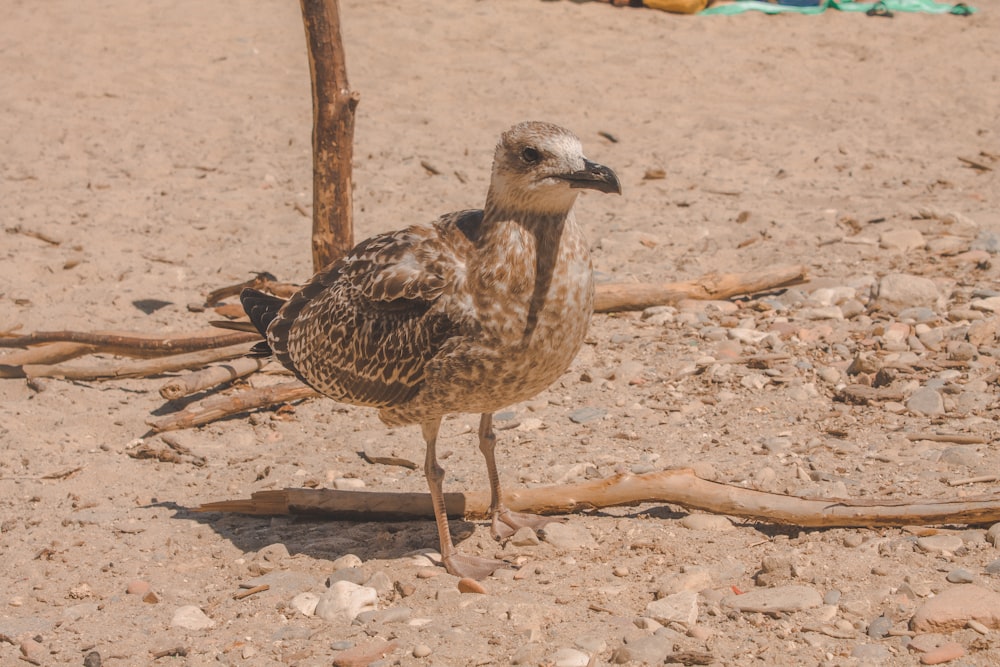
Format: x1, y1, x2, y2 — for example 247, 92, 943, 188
0, 330, 259, 357
23, 343, 252, 380
148, 381, 318, 432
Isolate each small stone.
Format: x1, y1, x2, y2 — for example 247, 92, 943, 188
331, 638, 396, 667
126, 580, 150, 596
331, 554, 363, 570
83, 650, 102, 667
290, 592, 320, 616
688, 625, 712, 641
395, 581, 416, 597
412, 644, 432, 658
568, 406, 606, 424
919, 642, 965, 665
510, 526, 540, 547
867, 614, 892, 639
723, 585, 822, 613
880, 229, 926, 252
539, 522, 597, 550
907, 388, 945, 417
986, 522, 1000, 546
142, 591, 159, 604
875, 274, 941, 315
611, 634, 674, 665
679, 514, 734, 532
851, 644, 890, 661
645, 590, 699, 627
945, 569, 975, 584
613, 566, 629, 578
332, 477, 366, 490
171, 605, 215, 630
365, 571, 393, 595
916, 534, 964, 554
910, 585, 1000, 632
986, 559, 1000, 575
824, 590, 842, 605
314, 581, 378, 622
19, 638, 45, 666
552, 647, 590, 667
415, 568, 439, 579
327, 567, 367, 586
457, 578, 487, 594
967, 619, 990, 635
843, 534, 864, 548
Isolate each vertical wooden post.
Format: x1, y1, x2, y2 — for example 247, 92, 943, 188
299, 0, 360, 272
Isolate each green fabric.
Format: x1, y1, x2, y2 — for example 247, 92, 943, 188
700, 0, 975, 15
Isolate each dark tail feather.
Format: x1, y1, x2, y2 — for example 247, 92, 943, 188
240, 288, 287, 357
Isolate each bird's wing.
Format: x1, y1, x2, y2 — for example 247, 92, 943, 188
267, 212, 481, 408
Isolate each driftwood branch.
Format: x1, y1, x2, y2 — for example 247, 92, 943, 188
0, 330, 259, 357
148, 381, 318, 433
0, 342, 98, 378
158, 356, 268, 400
300, 0, 359, 271
594, 264, 808, 313
198, 468, 1000, 527
22, 343, 254, 381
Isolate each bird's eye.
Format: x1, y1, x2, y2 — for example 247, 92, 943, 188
521, 147, 541, 164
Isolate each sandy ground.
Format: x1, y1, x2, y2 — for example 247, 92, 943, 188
2, 0, 1000, 665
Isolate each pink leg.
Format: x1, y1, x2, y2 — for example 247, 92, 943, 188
478, 413, 561, 541
422, 418, 503, 579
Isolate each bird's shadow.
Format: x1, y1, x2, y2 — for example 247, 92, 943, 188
155, 500, 483, 564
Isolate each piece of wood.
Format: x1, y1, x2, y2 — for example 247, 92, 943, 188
594, 264, 808, 313
158, 357, 268, 400
147, 381, 318, 433
0, 330, 259, 358
23, 343, 252, 381
0, 342, 97, 378
904, 433, 989, 445
197, 468, 1000, 527
300, 0, 360, 271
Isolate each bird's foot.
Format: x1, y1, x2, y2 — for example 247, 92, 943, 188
442, 552, 507, 580
491, 509, 564, 542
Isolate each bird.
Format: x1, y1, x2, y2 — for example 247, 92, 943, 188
239, 121, 620, 579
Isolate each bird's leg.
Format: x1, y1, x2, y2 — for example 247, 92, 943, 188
478, 412, 561, 541
422, 418, 503, 580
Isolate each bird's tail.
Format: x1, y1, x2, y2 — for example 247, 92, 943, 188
238, 288, 287, 357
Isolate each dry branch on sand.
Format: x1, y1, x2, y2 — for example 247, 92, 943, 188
198, 468, 1000, 528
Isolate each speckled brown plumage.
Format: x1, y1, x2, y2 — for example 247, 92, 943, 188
242, 121, 621, 579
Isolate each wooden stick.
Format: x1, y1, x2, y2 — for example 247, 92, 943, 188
147, 381, 318, 432
0, 330, 259, 358
905, 433, 989, 445
593, 264, 808, 313
0, 342, 97, 378
197, 468, 1000, 527
23, 343, 252, 381
158, 357, 268, 400
300, 0, 360, 271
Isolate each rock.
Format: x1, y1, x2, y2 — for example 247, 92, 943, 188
126, 580, 150, 596
723, 585, 822, 614
249, 542, 290, 575
357, 606, 411, 625
510, 526, 540, 546
972, 229, 1000, 254
331, 638, 396, 667
568, 406, 606, 424
611, 634, 674, 665
331, 554, 363, 570
926, 236, 970, 256
867, 615, 892, 639
910, 585, 1000, 632
907, 388, 945, 417
412, 644, 432, 658
365, 571, 393, 595
332, 477, 366, 490
552, 647, 590, 667
290, 592, 320, 616
880, 229, 926, 252
945, 569, 974, 584
539, 522, 597, 550
851, 644, 890, 661
875, 274, 941, 315
242, 570, 318, 595
327, 567, 367, 586
171, 605, 215, 630
457, 578, 487, 594
314, 581, 378, 622
679, 514, 734, 532
83, 650, 102, 667
986, 559, 1000, 575
919, 642, 965, 665
824, 590, 842, 605
645, 590, 699, 627
986, 522, 1000, 546
19, 638, 46, 666
916, 534, 964, 554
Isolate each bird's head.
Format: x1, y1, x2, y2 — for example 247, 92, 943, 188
488, 121, 621, 216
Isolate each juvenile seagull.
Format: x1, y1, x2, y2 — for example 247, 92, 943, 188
241, 121, 621, 579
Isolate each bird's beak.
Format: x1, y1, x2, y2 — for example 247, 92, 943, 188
558, 159, 622, 195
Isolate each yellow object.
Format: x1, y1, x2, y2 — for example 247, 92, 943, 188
644, 0, 709, 13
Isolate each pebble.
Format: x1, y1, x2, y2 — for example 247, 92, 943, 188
723, 585, 822, 613
875, 273, 941, 315
986, 522, 1000, 546
510, 526, 541, 547
552, 647, 590, 667
365, 571, 393, 595
83, 650, 102, 667
327, 567, 367, 586
679, 514, 734, 532
331, 554, 363, 570
412, 644, 432, 658
457, 578, 487, 594
610, 634, 674, 665
910, 585, 1000, 632
126, 580, 151, 596
843, 534, 864, 548
867, 614, 892, 639
945, 569, 975, 584
823, 590, 842, 605
568, 406, 606, 424
880, 229, 926, 252
171, 605, 215, 630
290, 591, 320, 616
919, 642, 965, 665
916, 534, 964, 554
645, 590, 699, 627
314, 581, 378, 622
19, 638, 45, 665
332, 477, 366, 490
906, 388, 945, 416
851, 644, 890, 661
985, 559, 1000, 575
539, 522, 597, 550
